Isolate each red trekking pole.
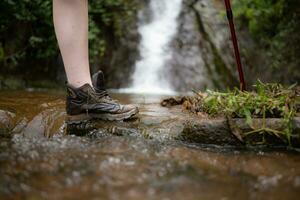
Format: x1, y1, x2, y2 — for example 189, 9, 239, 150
224, 0, 246, 91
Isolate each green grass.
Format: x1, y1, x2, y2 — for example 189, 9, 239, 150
192, 81, 299, 145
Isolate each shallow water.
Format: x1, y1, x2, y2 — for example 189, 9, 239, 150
0, 90, 300, 200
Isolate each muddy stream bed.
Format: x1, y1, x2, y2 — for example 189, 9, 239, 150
0, 90, 300, 200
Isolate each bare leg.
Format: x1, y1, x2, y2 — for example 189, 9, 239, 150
53, 0, 92, 87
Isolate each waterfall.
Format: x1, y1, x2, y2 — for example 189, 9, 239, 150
121, 0, 182, 94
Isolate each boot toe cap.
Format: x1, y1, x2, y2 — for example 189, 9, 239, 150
123, 104, 139, 113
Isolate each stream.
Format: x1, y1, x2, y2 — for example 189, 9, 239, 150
0, 90, 300, 200
0, 0, 299, 199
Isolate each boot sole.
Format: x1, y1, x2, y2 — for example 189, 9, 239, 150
66, 108, 139, 124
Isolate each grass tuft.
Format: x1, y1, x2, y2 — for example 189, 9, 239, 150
189, 80, 299, 145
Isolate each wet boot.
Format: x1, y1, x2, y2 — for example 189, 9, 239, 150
66, 73, 138, 123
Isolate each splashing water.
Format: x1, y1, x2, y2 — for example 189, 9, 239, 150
121, 0, 182, 94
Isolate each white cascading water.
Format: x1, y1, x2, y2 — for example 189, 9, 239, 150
122, 0, 182, 94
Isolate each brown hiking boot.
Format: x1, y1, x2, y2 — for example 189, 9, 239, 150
66, 72, 138, 123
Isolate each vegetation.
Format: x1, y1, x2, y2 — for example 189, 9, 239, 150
234, 0, 300, 83
190, 81, 299, 145
0, 0, 298, 88
0, 0, 139, 81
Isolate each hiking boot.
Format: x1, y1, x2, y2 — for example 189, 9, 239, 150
92, 70, 106, 92
66, 73, 138, 123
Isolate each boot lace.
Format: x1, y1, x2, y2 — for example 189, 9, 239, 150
87, 88, 118, 103
85, 88, 119, 115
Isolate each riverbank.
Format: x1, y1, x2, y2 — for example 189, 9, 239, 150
1, 90, 299, 148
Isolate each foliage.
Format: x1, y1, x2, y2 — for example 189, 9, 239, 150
234, 0, 285, 41
89, 0, 140, 62
233, 0, 300, 81
0, 0, 55, 66
0, 0, 139, 69
193, 81, 299, 144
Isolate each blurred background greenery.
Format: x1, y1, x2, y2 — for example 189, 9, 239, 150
234, 0, 300, 84
0, 0, 299, 90
0, 0, 140, 89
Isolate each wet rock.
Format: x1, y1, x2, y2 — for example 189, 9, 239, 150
1, 91, 300, 147
293, 117, 300, 130
56, 101, 300, 147
232, 118, 300, 146
0, 110, 15, 126
65, 108, 300, 147
178, 117, 300, 146
161, 96, 189, 107
22, 109, 65, 139
11, 118, 28, 134
178, 119, 242, 146
22, 114, 46, 138
0, 110, 15, 138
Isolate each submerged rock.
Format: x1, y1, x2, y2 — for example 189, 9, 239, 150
0, 110, 15, 138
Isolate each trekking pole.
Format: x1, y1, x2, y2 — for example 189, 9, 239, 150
224, 0, 246, 91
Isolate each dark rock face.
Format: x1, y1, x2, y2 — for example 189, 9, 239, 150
167, 0, 291, 91
94, 18, 141, 88
167, 0, 239, 91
